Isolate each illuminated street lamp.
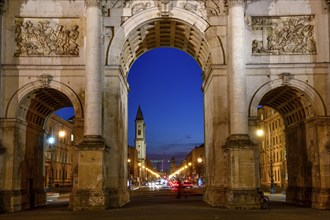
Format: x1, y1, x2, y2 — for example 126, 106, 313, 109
47, 136, 56, 188
197, 157, 203, 177
257, 127, 275, 194
127, 158, 131, 188
197, 157, 203, 187
188, 162, 192, 179
58, 129, 65, 138
138, 162, 142, 186
256, 128, 264, 137
48, 136, 55, 145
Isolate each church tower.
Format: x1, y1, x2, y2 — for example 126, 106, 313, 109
135, 106, 146, 169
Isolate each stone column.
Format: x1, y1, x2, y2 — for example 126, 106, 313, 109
84, 0, 103, 138
229, 0, 248, 136
69, 0, 109, 211
223, 0, 259, 209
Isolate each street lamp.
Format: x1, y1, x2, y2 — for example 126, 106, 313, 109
257, 127, 275, 194
188, 162, 192, 180
197, 157, 203, 187
138, 162, 141, 186
256, 128, 264, 137
127, 158, 131, 189
47, 136, 55, 188
58, 129, 65, 138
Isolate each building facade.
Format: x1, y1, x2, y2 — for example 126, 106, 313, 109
0, 0, 329, 212
179, 144, 205, 183
127, 145, 139, 186
258, 107, 287, 193
44, 114, 74, 189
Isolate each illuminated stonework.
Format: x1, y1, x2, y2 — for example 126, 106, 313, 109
0, 0, 329, 213
251, 15, 316, 55
15, 18, 80, 56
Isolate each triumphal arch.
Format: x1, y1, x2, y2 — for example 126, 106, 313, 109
0, 0, 329, 212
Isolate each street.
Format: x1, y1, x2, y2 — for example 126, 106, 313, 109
0, 187, 329, 220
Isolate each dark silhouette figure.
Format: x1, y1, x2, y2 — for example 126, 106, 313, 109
176, 180, 182, 199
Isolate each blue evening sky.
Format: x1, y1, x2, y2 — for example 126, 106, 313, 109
128, 48, 204, 163
55, 48, 204, 163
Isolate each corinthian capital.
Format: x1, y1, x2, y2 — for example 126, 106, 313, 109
227, 0, 247, 8
85, 0, 101, 8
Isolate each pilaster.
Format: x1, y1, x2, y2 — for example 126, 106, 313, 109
0, 119, 25, 212
103, 66, 130, 207
203, 66, 229, 207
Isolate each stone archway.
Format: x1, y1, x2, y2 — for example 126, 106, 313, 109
249, 79, 330, 209
1, 0, 329, 213
72, 0, 260, 210
0, 81, 83, 212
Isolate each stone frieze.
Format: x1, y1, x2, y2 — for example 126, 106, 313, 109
14, 18, 80, 57
101, 0, 225, 18
251, 15, 316, 55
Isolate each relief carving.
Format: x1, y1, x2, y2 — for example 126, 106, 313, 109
39, 74, 54, 87
15, 18, 80, 56
178, 0, 207, 19
159, 0, 172, 17
205, 0, 223, 16
251, 15, 316, 55
106, 0, 132, 8
132, 1, 152, 15
279, 72, 294, 85
104, 26, 114, 65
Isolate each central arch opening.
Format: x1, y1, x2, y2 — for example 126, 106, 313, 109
127, 47, 204, 191
119, 17, 210, 194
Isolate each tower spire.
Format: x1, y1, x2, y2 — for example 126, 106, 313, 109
136, 105, 144, 120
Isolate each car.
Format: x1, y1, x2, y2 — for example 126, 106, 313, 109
182, 181, 194, 189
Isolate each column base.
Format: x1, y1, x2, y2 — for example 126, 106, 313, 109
204, 187, 260, 209
69, 189, 108, 211
108, 187, 130, 207
69, 136, 109, 211
0, 190, 23, 213
287, 186, 330, 209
